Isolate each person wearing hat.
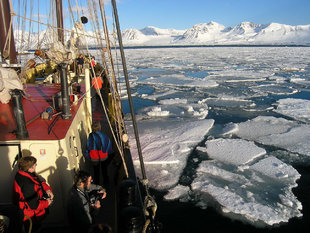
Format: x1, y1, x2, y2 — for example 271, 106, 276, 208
13, 156, 53, 232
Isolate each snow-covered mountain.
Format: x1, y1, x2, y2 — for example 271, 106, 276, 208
140, 26, 184, 36
14, 21, 310, 50
121, 21, 310, 46
179, 22, 227, 41
122, 26, 185, 46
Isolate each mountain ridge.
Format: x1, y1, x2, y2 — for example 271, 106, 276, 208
13, 21, 310, 51
121, 21, 310, 46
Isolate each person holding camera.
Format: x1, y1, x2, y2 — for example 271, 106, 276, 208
67, 170, 106, 233
13, 156, 54, 232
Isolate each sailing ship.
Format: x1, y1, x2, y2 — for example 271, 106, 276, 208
0, 0, 159, 232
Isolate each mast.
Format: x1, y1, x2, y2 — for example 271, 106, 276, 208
55, 0, 71, 119
0, 0, 17, 64
55, 0, 64, 44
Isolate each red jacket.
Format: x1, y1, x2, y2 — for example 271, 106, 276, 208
13, 170, 52, 221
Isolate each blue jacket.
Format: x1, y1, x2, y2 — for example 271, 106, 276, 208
85, 131, 113, 162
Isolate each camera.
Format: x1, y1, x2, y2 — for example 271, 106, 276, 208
88, 190, 103, 204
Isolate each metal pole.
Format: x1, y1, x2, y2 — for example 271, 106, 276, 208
111, 0, 147, 180
0, 0, 17, 64
11, 89, 29, 139
59, 63, 72, 119
55, 0, 64, 44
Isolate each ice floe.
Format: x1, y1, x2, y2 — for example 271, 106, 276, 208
128, 119, 214, 190
191, 139, 302, 226
225, 116, 310, 156
274, 98, 310, 123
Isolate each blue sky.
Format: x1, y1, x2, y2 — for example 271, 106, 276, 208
115, 0, 310, 30
11, 0, 310, 31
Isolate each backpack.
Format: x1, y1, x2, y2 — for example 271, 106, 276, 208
85, 132, 112, 162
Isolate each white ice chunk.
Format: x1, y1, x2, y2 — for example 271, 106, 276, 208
222, 122, 239, 135
164, 185, 190, 201
192, 146, 302, 226
250, 156, 300, 182
274, 98, 310, 123
146, 106, 170, 117
232, 116, 310, 156
205, 138, 266, 165
128, 119, 214, 190
193, 183, 291, 226
159, 98, 187, 105
140, 89, 177, 101
196, 161, 250, 185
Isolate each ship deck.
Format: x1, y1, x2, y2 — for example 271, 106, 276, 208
0, 81, 141, 233
0, 83, 84, 142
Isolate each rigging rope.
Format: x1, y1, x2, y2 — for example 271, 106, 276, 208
3, 0, 16, 59
37, 0, 39, 49
27, 0, 33, 49
9, 0, 130, 178
99, 0, 127, 153
70, 0, 130, 178
7, 0, 159, 229
11, 12, 105, 46
111, 0, 148, 183
110, 0, 159, 229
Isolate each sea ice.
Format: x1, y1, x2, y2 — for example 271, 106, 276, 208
158, 98, 187, 105
191, 139, 302, 226
226, 116, 310, 156
146, 106, 170, 117
164, 184, 190, 201
274, 98, 310, 123
122, 47, 309, 228
128, 119, 214, 190
205, 138, 266, 165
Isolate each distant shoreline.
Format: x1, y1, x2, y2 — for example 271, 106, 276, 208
90, 44, 310, 50
25, 44, 310, 53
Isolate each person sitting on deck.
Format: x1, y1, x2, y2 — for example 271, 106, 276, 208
85, 121, 114, 188
67, 170, 106, 233
13, 156, 54, 232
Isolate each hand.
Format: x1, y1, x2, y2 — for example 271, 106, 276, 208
91, 200, 101, 209
99, 190, 106, 199
46, 190, 54, 200
47, 198, 53, 206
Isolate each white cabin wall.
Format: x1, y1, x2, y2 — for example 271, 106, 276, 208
0, 144, 20, 204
